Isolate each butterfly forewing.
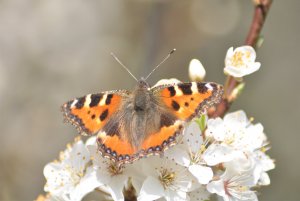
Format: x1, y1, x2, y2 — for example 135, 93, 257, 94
152, 82, 223, 121
62, 90, 128, 135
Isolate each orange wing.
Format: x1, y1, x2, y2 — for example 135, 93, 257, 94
141, 121, 184, 153
62, 91, 127, 135
96, 121, 184, 164
153, 82, 223, 121
97, 132, 136, 163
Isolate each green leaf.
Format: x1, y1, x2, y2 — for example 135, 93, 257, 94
195, 115, 207, 132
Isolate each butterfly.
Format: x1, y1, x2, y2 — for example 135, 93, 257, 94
62, 50, 223, 165
62, 78, 223, 165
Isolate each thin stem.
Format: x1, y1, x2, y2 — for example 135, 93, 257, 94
245, 0, 272, 46
209, 0, 273, 118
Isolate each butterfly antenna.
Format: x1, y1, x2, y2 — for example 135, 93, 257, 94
144, 48, 176, 80
110, 52, 138, 82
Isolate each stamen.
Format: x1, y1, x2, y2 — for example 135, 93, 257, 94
232, 52, 245, 67
159, 168, 176, 189
107, 163, 124, 176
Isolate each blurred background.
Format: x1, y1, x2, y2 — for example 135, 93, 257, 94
0, 0, 299, 200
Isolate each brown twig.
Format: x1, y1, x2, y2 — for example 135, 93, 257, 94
209, 0, 273, 118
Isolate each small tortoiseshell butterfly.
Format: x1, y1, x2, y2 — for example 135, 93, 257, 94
62, 52, 223, 165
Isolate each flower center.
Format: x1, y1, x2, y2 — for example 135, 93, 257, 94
190, 152, 201, 164
190, 145, 206, 164
224, 173, 251, 197
159, 168, 176, 189
65, 165, 85, 186
223, 129, 237, 145
231, 51, 251, 68
224, 180, 231, 196
108, 163, 124, 176
224, 136, 235, 145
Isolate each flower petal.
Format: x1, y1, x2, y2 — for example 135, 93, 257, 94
206, 118, 225, 141
225, 47, 234, 65
138, 176, 164, 201
70, 167, 103, 201
207, 180, 226, 197
164, 145, 190, 167
188, 164, 213, 184
183, 122, 204, 153
43, 163, 73, 195
66, 141, 90, 173
258, 172, 271, 186
188, 186, 211, 201
165, 189, 186, 201
203, 144, 236, 166
223, 110, 247, 127
107, 175, 128, 201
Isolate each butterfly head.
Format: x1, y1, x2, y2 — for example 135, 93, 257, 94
137, 78, 150, 90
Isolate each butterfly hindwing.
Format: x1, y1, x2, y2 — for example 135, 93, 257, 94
97, 131, 137, 163
97, 120, 184, 164
140, 120, 184, 154
153, 82, 223, 121
62, 90, 128, 135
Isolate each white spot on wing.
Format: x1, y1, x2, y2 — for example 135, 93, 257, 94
174, 85, 183, 96
152, 78, 181, 88
98, 131, 107, 138
174, 120, 183, 127
71, 99, 78, 108
178, 108, 185, 114
191, 82, 198, 94
205, 83, 213, 91
84, 94, 91, 107
100, 94, 107, 106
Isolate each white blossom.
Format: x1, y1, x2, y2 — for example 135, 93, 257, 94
43, 137, 102, 201
251, 149, 275, 186
138, 156, 196, 201
87, 140, 144, 201
207, 159, 258, 201
204, 110, 267, 166
165, 121, 213, 184
224, 46, 261, 78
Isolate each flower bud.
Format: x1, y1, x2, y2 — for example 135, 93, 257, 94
189, 59, 206, 82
